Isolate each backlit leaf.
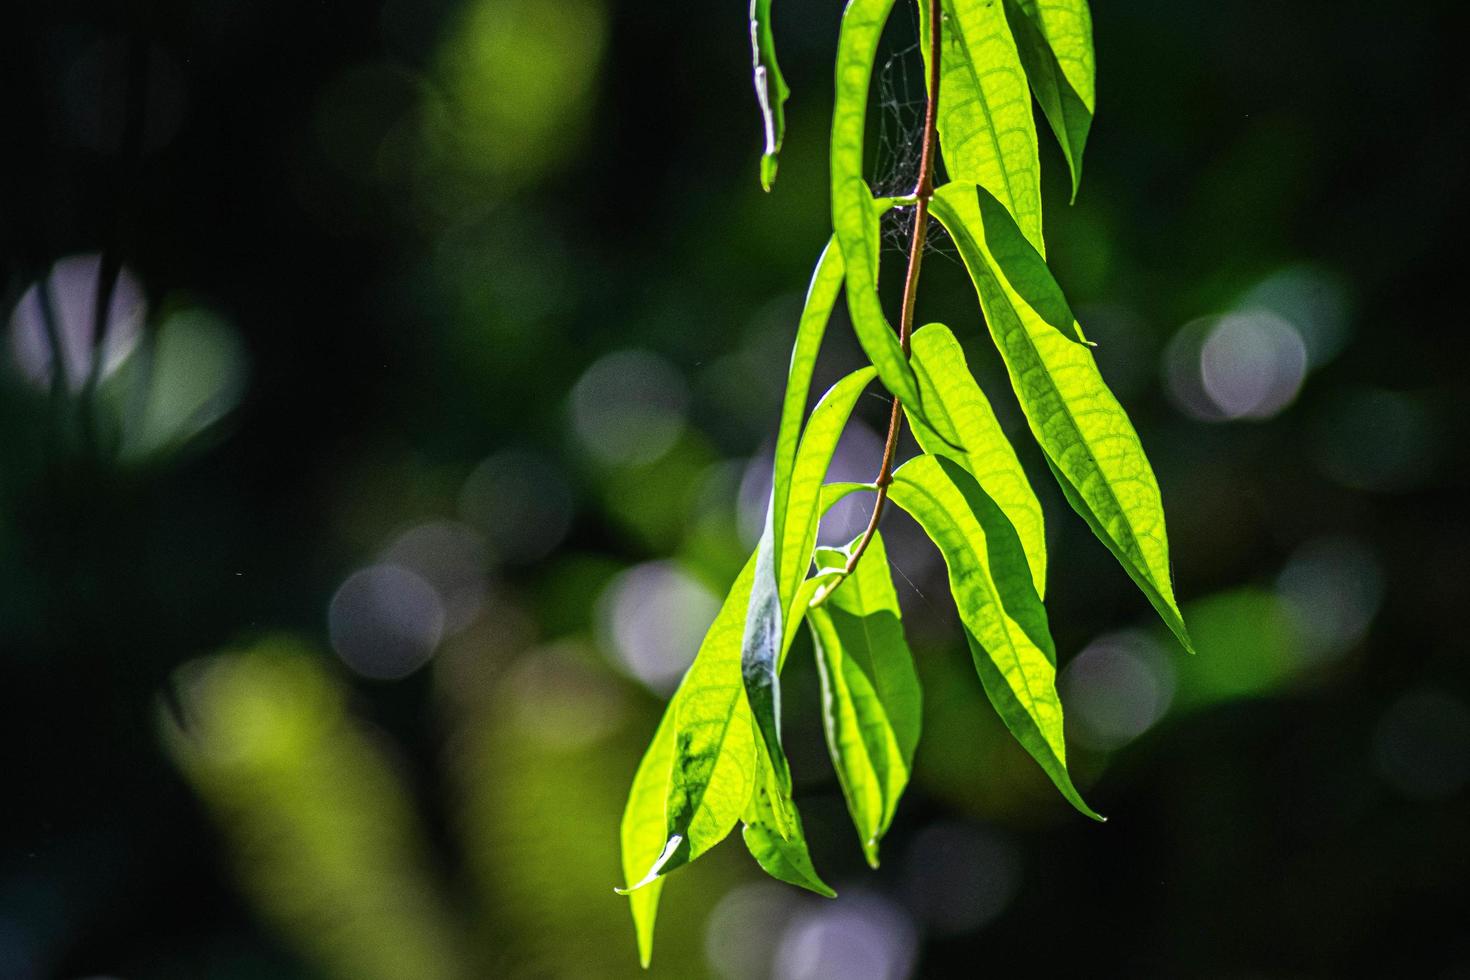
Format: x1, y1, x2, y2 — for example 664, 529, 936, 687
906, 321, 1047, 596
830, 0, 924, 412
750, 0, 791, 190
1004, 0, 1094, 199
621, 556, 760, 894
809, 530, 922, 866
741, 746, 836, 897
888, 454, 1101, 819
920, 0, 1044, 252
746, 368, 878, 797
930, 182, 1192, 652
619, 699, 676, 967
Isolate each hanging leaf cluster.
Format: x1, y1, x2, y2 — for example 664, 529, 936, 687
621, 0, 1190, 965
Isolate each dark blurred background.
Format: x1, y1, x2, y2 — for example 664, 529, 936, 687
2, 0, 1467, 976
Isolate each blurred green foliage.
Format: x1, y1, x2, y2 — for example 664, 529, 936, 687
2, 0, 1467, 977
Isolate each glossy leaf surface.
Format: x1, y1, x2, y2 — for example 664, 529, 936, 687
907, 321, 1047, 596
750, 0, 792, 190
888, 454, 1100, 819
1005, 0, 1094, 198
923, 0, 1044, 252
930, 182, 1191, 652
745, 367, 878, 796
809, 530, 921, 866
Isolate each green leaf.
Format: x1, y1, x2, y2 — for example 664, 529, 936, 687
745, 368, 878, 798
830, 0, 925, 413
1004, 0, 1094, 200
920, 0, 1044, 253
769, 203, 893, 593
621, 555, 761, 896
741, 747, 836, 897
930, 182, 1192, 653
770, 238, 846, 587
809, 530, 922, 866
619, 701, 676, 968
906, 321, 1047, 596
888, 454, 1101, 820
750, 0, 792, 190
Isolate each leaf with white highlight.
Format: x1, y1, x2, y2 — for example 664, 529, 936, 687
750, 0, 792, 190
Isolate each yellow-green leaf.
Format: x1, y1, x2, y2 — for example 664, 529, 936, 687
746, 368, 878, 798
830, 0, 923, 411
921, 0, 1044, 253
906, 321, 1047, 596
1004, 0, 1094, 199
740, 746, 836, 897
930, 182, 1192, 653
619, 700, 676, 967
809, 530, 922, 866
621, 555, 760, 897
888, 454, 1100, 820
750, 0, 792, 190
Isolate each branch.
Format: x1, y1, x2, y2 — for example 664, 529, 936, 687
813, 0, 942, 607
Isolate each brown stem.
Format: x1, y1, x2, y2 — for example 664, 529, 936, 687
815, 0, 942, 605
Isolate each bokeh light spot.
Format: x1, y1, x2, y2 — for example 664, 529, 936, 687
458, 448, 573, 565
1275, 535, 1383, 661
379, 521, 489, 634
1372, 689, 1470, 800
774, 890, 917, 980
328, 564, 445, 680
9, 255, 145, 391
902, 821, 1022, 935
570, 350, 688, 467
1060, 630, 1175, 750
595, 561, 719, 694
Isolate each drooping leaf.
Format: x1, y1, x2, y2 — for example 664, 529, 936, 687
906, 321, 1048, 596
1004, 0, 1095, 199
741, 745, 836, 897
619, 696, 677, 967
777, 368, 880, 605
930, 182, 1192, 653
829, 0, 925, 414
809, 530, 922, 866
621, 555, 760, 894
750, 0, 792, 190
770, 238, 845, 586
745, 368, 878, 797
769, 199, 895, 592
888, 454, 1101, 820
918, 0, 1044, 253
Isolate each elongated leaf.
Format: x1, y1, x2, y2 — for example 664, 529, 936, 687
745, 368, 878, 797
906, 321, 1047, 596
770, 238, 845, 587
770, 198, 895, 591
741, 747, 836, 897
919, 0, 1044, 253
930, 182, 1192, 652
621, 555, 761, 896
1004, 0, 1094, 199
619, 701, 676, 967
750, 0, 791, 190
809, 531, 921, 866
889, 454, 1100, 819
830, 0, 923, 413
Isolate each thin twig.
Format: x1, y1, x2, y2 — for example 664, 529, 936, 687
814, 0, 941, 607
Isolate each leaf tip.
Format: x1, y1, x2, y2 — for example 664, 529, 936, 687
760, 153, 779, 192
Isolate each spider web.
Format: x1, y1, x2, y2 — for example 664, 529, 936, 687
871, 23, 956, 263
